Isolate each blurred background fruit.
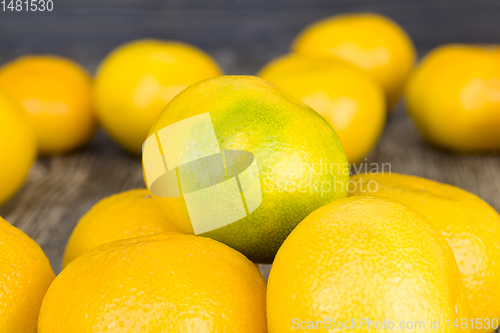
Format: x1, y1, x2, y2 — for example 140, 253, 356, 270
405, 44, 500, 153
94, 39, 223, 155
259, 53, 386, 163
0, 216, 55, 333
40, 233, 267, 333
62, 189, 181, 268
267, 196, 469, 332
146, 75, 349, 263
350, 173, 500, 332
0, 56, 96, 155
293, 13, 415, 108
0, 89, 37, 206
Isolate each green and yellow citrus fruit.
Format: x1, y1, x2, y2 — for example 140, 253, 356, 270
259, 53, 386, 163
94, 39, 223, 154
0, 88, 37, 206
350, 173, 500, 332
268, 196, 469, 332
39, 233, 267, 332
63, 189, 181, 268
0, 216, 55, 333
146, 75, 348, 263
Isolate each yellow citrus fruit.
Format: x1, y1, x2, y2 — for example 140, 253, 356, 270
0, 216, 55, 332
0, 56, 96, 155
258, 53, 386, 163
94, 39, 223, 155
293, 13, 415, 108
349, 173, 500, 332
63, 189, 181, 268
405, 44, 500, 153
39, 233, 267, 332
145, 75, 348, 263
0, 89, 37, 206
268, 196, 469, 332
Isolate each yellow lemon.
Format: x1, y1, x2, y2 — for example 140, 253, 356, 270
268, 196, 469, 332
40, 233, 267, 332
94, 39, 223, 155
293, 13, 415, 108
350, 173, 500, 332
405, 44, 500, 152
63, 188, 182, 268
0, 89, 37, 206
145, 75, 348, 263
0, 216, 55, 332
0, 56, 96, 155
259, 53, 386, 163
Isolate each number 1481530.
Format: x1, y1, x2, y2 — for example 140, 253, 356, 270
1, 0, 53, 11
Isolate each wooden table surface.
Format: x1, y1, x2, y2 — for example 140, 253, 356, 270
1, 0, 500, 283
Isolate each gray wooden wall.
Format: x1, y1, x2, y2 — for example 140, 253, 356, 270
1, 0, 500, 73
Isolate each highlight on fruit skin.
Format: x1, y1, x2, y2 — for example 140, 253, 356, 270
350, 172, 500, 332
405, 44, 500, 153
0, 88, 37, 206
258, 53, 386, 163
0, 216, 55, 333
62, 188, 182, 269
39, 233, 267, 333
94, 39, 223, 155
0, 55, 96, 155
145, 75, 349, 264
293, 12, 415, 109
267, 196, 469, 333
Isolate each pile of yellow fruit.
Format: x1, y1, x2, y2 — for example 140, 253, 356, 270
1, 11, 500, 333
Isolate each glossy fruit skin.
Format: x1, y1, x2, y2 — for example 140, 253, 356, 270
259, 53, 386, 163
293, 13, 415, 108
0, 56, 96, 155
350, 173, 500, 332
146, 75, 349, 263
39, 233, 267, 333
62, 189, 181, 268
268, 196, 469, 333
405, 44, 500, 153
0, 89, 37, 206
0, 216, 55, 333
94, 39, 223, 155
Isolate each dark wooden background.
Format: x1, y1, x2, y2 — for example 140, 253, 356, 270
1, 0, 500, 281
